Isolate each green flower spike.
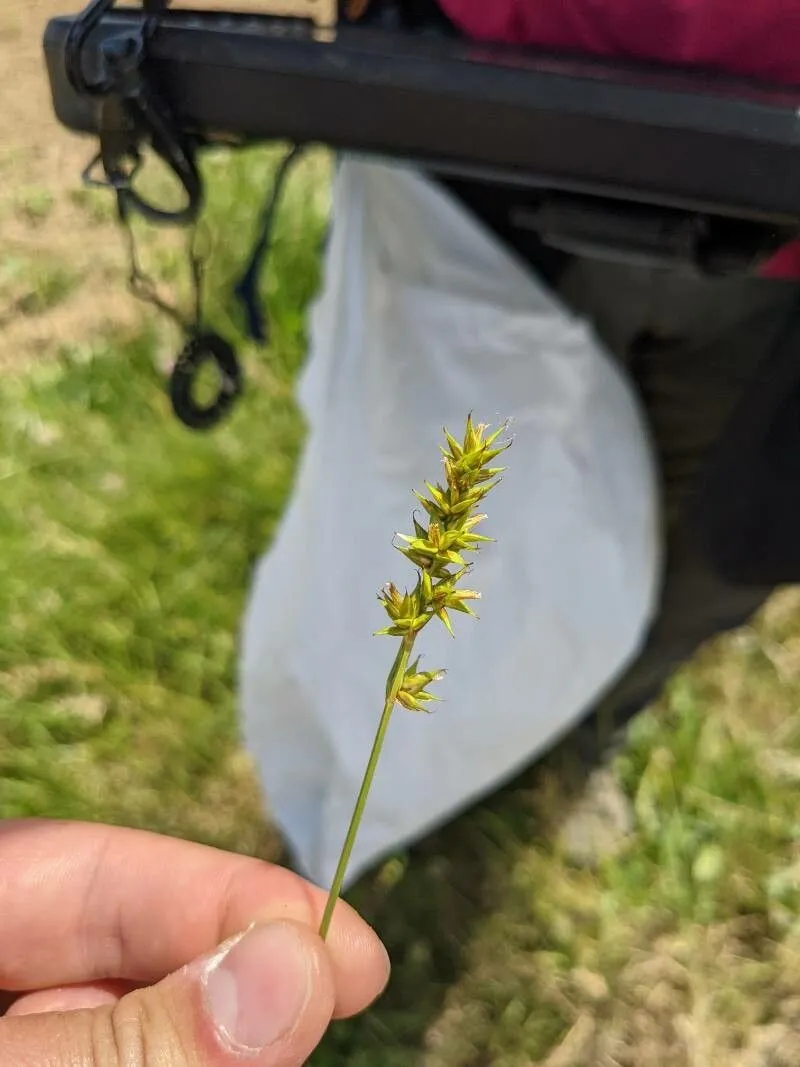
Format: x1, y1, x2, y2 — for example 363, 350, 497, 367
319, 415, 510, 939
396, 659, 446, 713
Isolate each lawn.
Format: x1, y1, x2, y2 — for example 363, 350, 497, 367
3, 6, 800, 1065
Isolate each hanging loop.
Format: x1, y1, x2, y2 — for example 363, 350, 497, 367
96, 29, 203, 226
66, 0, 202, 227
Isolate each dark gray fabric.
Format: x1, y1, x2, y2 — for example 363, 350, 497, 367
555, 260, 800, 739
436, 172, 800, 745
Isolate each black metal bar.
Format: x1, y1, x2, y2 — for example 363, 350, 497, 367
44, 9, 800, 227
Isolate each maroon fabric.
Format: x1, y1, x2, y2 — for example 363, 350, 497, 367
439, 1, 800, 85
439, 0, 800, 276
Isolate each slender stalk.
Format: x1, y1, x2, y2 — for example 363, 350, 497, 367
319, 633, 416, 939
317, 417, 508, 939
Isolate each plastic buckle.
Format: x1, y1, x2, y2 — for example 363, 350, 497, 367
93, 27, 203, 226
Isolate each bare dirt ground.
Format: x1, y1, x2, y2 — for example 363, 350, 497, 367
0, 2, 140, 368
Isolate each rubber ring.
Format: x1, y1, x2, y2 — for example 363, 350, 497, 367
168, 331, 243, 430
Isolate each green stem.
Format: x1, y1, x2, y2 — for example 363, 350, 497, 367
319, 633, 416, 939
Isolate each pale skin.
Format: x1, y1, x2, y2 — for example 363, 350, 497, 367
0, 819, 390, 1066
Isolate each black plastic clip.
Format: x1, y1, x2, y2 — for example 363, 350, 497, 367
64, 0, 117, 97
66, 0, 202, 227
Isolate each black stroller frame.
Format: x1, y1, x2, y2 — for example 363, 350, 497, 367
45, 1, 800, 267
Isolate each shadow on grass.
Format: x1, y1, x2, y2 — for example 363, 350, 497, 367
308, 735, 600, 1067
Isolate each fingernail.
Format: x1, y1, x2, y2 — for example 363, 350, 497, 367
203, 922, 313, 1052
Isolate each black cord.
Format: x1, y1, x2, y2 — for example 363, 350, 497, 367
120, 205, 193, 332
234, 145, 307, 345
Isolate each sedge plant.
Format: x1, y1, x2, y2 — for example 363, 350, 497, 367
319, 415, 510, 938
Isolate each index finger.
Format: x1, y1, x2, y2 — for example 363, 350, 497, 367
0, 819, 389, 1020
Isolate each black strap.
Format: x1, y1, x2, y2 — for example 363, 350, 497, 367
98, 27, 202, 226
64, 0, 244, 431
65, 0, 116, 95
66, 0, 203, 227
234, 145, 306, 344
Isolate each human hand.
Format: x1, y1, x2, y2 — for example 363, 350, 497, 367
0, 819, 389, 1065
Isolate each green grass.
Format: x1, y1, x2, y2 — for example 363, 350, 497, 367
3, 145, 800, 1066
0, 146, 323, 849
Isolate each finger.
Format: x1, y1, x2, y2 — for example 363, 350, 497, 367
7, 981, 133, 1017
0, 920, 337, 1067
0, 820, 389, 1019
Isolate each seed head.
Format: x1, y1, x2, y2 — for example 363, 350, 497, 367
376, 416, 510, 651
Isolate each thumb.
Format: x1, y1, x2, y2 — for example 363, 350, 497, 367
0, 921, 337, 1067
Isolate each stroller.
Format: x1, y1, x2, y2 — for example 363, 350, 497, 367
43, 0, 800, 808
